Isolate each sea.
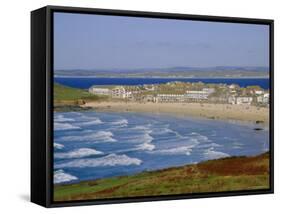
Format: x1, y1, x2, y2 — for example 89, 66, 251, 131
54, 111, 269, 184
54, 77, 270, 89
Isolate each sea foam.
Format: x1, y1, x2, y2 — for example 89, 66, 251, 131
110, 119, 128, 127
54, 169, 78, 184
151, 138, 200, 156
153, 146, 193, 155
54, 115, 75, 122
54, 148, 104, 159
59, 131, 116, 143
77, 118, 103, 126
55, 154, 142, 168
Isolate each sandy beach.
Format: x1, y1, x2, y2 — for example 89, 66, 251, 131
82, 101, 269, 123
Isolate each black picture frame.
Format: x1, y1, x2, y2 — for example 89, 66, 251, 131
31, 5, 274, 208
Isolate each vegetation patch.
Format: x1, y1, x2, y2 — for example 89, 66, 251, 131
54, 152, 269, 201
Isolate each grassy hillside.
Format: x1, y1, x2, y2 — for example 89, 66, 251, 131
54, 83, 105, 106
54, 152, 269, 202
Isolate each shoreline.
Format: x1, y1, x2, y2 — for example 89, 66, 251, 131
82, 101, 269, 124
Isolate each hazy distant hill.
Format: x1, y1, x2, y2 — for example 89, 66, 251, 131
55, 66, 269, 78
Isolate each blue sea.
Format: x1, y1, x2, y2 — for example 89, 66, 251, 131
53, 112, 269, 184
54, 77, 270, 89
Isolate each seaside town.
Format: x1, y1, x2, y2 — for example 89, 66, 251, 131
88, 81, 270, 107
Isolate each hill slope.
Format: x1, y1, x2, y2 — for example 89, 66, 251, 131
54, 152, 270, 201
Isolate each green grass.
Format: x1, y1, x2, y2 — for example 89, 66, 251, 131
54, 83, 103, 104
54, 152, 270, 201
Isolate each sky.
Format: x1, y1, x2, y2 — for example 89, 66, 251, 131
54, 12, 269, 70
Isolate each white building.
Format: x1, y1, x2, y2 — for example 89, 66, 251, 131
89, 87, 111, 96
112, 86, 126, 98
229, 84, 239, 89
202, 88, 215, 94
257, 93, 269, 104
255, 90, 264, 95
228, 96, 236, 105
236, 97, 253, 105
111, 86, 133, 99
155, 94, 186, 103
185, 90, 209, 100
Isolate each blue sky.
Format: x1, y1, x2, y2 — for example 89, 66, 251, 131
54, 12, 269, 70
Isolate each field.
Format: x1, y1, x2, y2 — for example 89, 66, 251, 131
54, 152, 269, 201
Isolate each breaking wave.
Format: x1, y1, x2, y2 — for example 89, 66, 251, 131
197, 143, 222, 149
153, 127, 179, 136
110, 119, 128, 127
189, 132, 212, 142
55, 148, 104, 159
153, 146, 193, 155
54, 169, 78, 184
151, 138, 200, 155
54, 115, 75, 122
55, 154, 142, 168
130, 124, 151, 130
77, 118, 103, 126
136, 142, 155, 151
54, 122, 80, 131
59, 131, 116, 143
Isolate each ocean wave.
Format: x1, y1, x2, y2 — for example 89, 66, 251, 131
153, 146, 193, 155
54, 122, 81, 131
136, 142, 155, 151
232, 142, 244, 149
153, 127, 179, 136
197, 143, 222, 149
54, 154, 142, 168
110, 119, 128, 127
54, 169, 78, 184
130, 124, 151, 130
130, 131, 155, 151
151, 138, 200, 155
189, 132, 211, 142
58, 131, 116, 143
54, 148, 104, 159
54, 114, 75, 122
54, 142, 64, 149
115, 134, 155, 152
203, 147, 230, 160
223, 136, 237, 141
77, 118, 103, 126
